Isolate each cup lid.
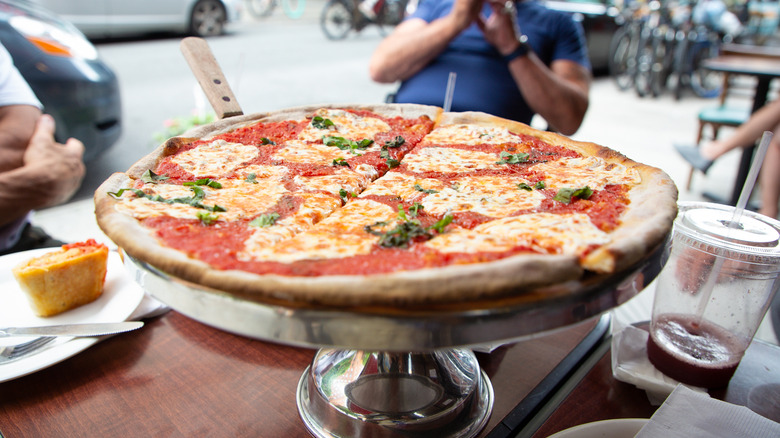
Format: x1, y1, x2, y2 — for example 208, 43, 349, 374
675, 202, 780, 259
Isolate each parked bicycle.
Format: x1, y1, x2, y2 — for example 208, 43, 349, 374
320, 0, 417, 40
246, 0, 306, 19
609, 0, 743, 99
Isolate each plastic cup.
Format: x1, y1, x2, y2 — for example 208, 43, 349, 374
647, 201, 780, 388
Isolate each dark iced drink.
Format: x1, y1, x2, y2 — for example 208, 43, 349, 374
647, 314, 744, 388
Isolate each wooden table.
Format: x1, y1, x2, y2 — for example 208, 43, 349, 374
703, 49, 780, 205
0, 310, 610, 437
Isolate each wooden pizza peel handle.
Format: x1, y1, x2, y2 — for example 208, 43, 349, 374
180, 37, 243, 119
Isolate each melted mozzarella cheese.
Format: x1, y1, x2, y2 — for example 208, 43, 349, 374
114, 183, 206, 220
171, 140, 258, 177
277, 192, 342, 230
272, 140, 351, 165
403, 147, 500, 173
114, 179, 288, 222
422, 124, 520, 145
423, 176, 546, 217
531, 157, 641, 191
425, 213, 610, 256
241, 200, 396, 263
238, 193, 342, 262
207, 179, 288, 221
294, 169, 371, 197
232, 164, 289, 183
298, 109, 391, 142
359, 172, 445, 201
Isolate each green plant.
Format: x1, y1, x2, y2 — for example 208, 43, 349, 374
153, 111, 216, 143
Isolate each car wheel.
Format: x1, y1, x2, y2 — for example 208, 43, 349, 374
190, 0, 227, 37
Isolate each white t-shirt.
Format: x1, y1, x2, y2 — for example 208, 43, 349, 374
0, 43, 41, 108
0, 43, 42, 251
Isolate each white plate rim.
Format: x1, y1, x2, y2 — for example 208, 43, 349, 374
0, 248, 144, 382
547, 418, 650, 438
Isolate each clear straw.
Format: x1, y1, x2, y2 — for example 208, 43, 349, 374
730, 131, 774, 226
443, 72, 457, 112
694, 131, 774, 322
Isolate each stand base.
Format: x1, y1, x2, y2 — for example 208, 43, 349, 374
296, 348, 494, 438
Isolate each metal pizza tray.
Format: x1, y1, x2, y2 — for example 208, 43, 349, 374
125, 235, 667, 352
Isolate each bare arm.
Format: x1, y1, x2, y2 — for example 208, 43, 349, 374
0, 113, 85, 226
0, 105, 40, 172
369, 0, 483, 83
704, 99, 780, 159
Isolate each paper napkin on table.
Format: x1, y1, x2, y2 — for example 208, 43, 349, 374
127, 293, 170, 321
610, 319, 706, 405
636, 384, 780, 437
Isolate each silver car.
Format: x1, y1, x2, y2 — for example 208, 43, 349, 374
31, 0, 242, 39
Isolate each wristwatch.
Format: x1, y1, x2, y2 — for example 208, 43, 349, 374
503, 35, 530, 63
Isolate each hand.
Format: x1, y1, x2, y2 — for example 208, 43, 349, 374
23, 114, 86, 206
450, 0, 485, 31
477, 0, 522, 55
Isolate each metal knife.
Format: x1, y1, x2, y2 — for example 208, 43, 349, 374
0, 321, 144, 338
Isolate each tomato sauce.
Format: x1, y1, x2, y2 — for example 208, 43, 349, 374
135, 113, 631, 277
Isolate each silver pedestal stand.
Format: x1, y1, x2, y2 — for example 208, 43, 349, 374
126, 241, 665, 438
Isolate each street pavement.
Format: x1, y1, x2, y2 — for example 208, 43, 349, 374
30, 5, 777, 343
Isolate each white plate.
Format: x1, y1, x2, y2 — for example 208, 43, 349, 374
0, 248, 144, 382
548, 418, 649, 438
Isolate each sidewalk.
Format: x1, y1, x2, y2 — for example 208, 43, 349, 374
30, 76, 778, 345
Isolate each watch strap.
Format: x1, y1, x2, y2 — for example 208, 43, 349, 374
503, 35, 530, 62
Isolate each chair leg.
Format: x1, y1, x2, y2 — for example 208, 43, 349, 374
687, 122, 708, 190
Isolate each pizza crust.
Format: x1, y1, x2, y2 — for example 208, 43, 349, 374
94, 104, 677, 309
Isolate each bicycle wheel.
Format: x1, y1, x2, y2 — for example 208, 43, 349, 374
376, 0, 405, 36
320, 0, 353, 40
649, 28, 673, 98
246, 0, 277, 18
669, 30, 690, 101
282, 0, 306, 19
634, 28, 655, 97
608, 25, 637, 91
689, 40, 722, 99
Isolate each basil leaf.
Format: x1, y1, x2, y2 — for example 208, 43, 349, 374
260, 137, 276, 145
246, 173, 258, 184
384, 136, 405, 148
409, 202, 424, 217
429, 214, 453, 233
183, 178, 222, 189
108, 188, 145, 198
323, 136, 374, 154
197, 211, 219, 225
496, 151, 530, 165
517, 182, 533, 191
338, 188, 356, 202
535, 181, 546, 189
250, 212, 280, 227
554, 186, 593, 204
414, 183, 438, 194
332, 158, 350, 167
141, 169, 169, 183
312, 116, 335, 130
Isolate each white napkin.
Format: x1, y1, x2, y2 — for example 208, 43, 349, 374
636, 384, 780, 437
610, 318, 706, 405
127, 293, 170, 321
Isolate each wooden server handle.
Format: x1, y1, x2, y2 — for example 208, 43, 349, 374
180, 37, 243, 119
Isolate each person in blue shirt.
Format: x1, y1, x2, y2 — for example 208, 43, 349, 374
369, 0, 591, 135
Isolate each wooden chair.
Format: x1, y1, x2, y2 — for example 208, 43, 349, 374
687, 73, 751, 189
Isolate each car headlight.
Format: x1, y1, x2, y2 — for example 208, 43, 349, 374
9, 15, 97, 60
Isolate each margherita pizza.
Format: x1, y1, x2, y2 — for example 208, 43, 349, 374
95, 104, 677, 308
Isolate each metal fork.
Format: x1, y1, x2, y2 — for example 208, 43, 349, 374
0, 337, 56, 365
